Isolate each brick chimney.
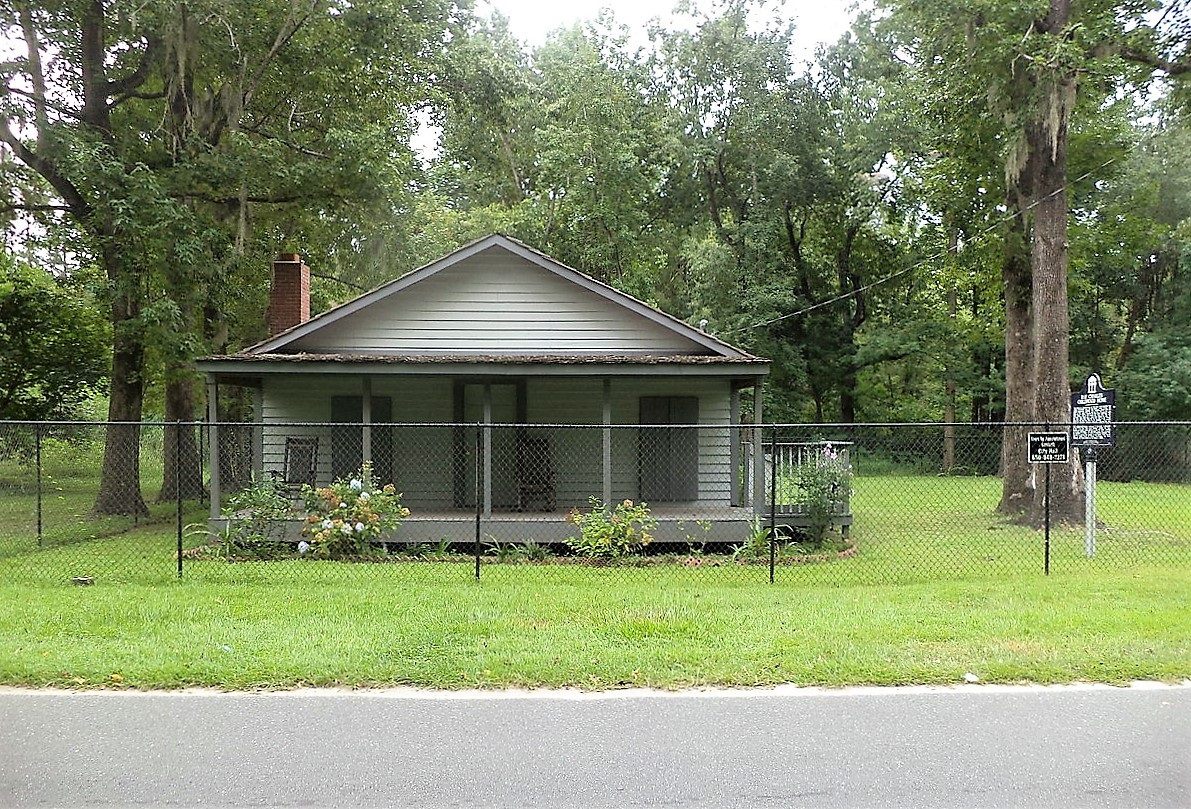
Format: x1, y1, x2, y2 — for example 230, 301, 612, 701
267, 252, 310, 336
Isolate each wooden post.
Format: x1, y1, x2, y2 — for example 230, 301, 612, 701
729, 386, 741, 507
752, 379, 765, 517
361, 376, 372, 469
206, 375, 220, 521
483, 383, 492, 517
602, 378, 612, 505
251, 386, 264, 477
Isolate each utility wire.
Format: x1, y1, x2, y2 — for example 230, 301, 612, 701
727, 154, 1120, 334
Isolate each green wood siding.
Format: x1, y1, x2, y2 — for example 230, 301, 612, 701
259, 374, 734, 509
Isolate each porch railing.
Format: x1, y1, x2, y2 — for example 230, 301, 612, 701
742, 440, 853, 517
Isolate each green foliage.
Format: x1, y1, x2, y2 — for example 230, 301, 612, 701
1118, 334, 1191, 420
0, 257, 108, 421
220, 476, 293, 559
795, 443, 853, 546
2, 0, 1188, 434
399, 540, 463, 561
301, 465, 410, 559
484, 540, 552, 563
730, 518, 773, 562
566, 497, 657, 558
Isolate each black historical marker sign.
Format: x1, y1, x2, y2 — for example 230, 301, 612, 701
1028, 432, 1070, 464
1071, 373, 1116, 448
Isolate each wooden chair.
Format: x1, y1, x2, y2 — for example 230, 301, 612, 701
282, 437, 319, 489
516, 434, 555, 512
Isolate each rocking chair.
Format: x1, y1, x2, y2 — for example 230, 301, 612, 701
516, 434, 555, 512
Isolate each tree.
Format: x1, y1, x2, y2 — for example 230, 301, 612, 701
431, 15, 682, 292
0, 256, 107, 421
882, 0, 1188, 523
1, 0, 457, 513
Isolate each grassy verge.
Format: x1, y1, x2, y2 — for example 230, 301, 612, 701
0, 566, 1187, 690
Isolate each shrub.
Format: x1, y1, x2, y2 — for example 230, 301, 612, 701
795, 442, 853, 546
731, 517, 772, 561
221, 475, 293, 558
566, 497, 657, 558
301, 463, 410, 558
483, 539, 553, 563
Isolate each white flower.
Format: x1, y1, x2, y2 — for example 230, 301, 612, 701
338, 502, 346, 509
350, 479, 363, 491
341, 524, 353, 535
321, 519, 333, 530
355, 522, 365, 533
297, 541, 310, 555
358, 492, 370, 502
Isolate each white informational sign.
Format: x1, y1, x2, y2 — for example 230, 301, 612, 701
1071, 374, 1115, 558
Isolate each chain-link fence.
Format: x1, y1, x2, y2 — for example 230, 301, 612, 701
0, 420, 1187, 586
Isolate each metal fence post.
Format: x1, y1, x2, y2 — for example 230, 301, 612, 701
176, 420, 184, 579
1044, 421, 1051, 576
474, 424, 482, 581
132, 427, 139, 527
769, 426, 777, 584
35, 423, 43, 546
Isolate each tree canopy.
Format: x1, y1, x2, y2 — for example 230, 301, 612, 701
1, 0, 1187, 514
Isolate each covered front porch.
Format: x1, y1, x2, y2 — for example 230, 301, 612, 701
199, 357, 772, 535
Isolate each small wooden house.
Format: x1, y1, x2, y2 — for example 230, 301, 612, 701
197, 234, 771, 543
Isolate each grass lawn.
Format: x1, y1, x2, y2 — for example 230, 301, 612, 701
1, 474, 1187, 586
0, 468, 1187, 690
0, 566, 1187, 689
0, 430, 181, 556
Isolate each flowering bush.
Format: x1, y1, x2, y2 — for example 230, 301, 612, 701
566, 497, 657, 558
301, 464, 410, 558
795, 442, 852, 546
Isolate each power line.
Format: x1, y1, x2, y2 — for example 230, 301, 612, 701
728, 155, 1120, 334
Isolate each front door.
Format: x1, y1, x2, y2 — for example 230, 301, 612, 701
329, 396, 393, 484
638, 396, 699, 503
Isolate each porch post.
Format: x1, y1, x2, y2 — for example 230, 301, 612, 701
251, 386, 263, 477
361, 376, 372, 469
752, 378, 764, 517
206, 375, 220, 521
729, 385, 741, 507
602, 378, 612, 505
483, 383, 492, 517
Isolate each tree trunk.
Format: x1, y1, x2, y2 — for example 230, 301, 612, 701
997, 204, 1034, 514
93, 280, 148, 516
970, 284, 994, 422
839, 365, 857, 425
836, 224, 863, 425
1117, 252, 1159, 370
157, 373, 205, 502
942, 228, 958, 472
217, 385, 254, 492
1025, 110, 1083, 526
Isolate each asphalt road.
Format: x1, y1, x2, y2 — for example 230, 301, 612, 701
0, 684, 1187, 808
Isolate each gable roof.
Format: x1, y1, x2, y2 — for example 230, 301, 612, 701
246, 234, 754, 359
